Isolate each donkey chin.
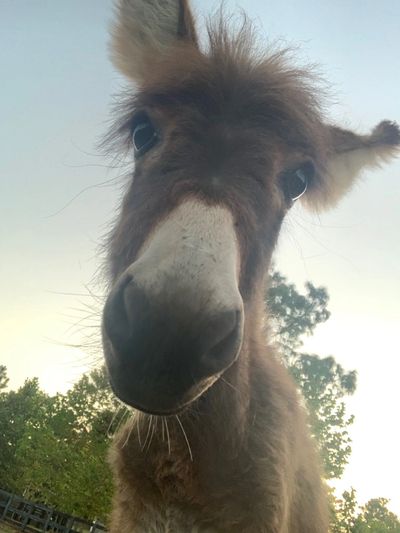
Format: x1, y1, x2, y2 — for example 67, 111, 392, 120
102, 200, 244, 415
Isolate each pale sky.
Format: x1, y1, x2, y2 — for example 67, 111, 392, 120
1, 0, 399, 515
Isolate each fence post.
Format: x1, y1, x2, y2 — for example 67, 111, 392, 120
21, 501, 30, 531
43, 508, 52, 530
67, 517, 75, 533
1, 493, 13, 520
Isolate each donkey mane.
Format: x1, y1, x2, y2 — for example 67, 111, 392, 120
101, 2, 399, 532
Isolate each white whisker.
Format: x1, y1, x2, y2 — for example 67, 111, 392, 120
112, 406, 131, 437
122, 417, 135, 449
107, 405, 124, 437
142, 415, 153, 451
220, 376, 242, 396
136, 411, 142, 449
146, 416, 157, 451
165, 417, 171, 455
175, 415, 193, 462
161, 416, 165, 442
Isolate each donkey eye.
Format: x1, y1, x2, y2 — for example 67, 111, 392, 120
132, 115, 158, 156
282, 162, 314, 201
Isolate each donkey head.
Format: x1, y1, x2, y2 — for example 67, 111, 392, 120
102, 0, 399, 415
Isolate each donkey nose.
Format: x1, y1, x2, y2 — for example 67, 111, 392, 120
198, 309, 243, 374
103, 275, 243, 381
102, 275, 144, 355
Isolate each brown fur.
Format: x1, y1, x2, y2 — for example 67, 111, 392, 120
102, 2, 400, 532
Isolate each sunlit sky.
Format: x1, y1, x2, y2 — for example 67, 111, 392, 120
1, 0, 399, 514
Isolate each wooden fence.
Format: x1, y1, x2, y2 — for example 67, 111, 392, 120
0, 490, 107, 533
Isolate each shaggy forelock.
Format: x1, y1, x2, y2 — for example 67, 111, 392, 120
105, 14, 329, 168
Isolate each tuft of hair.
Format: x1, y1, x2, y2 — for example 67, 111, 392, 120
106, 10, 329, 159
370, 120, 400, 147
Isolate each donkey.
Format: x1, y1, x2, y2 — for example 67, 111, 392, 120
101, 1, 399, 531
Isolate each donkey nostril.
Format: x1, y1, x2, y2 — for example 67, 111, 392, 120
200, 309, 243, 375
103, 275, 134, 352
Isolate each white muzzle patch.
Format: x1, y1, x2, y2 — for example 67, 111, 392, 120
126, 200, 242, 316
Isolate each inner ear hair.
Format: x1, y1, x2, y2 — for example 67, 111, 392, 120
301, 120, 399, 212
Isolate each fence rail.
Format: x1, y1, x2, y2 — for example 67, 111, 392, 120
0, 490, 107, 533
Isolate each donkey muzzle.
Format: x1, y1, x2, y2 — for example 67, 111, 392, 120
102, 200, 244, 414
103, 277, 243, 414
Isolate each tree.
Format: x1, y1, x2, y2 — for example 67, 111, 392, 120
60, 366, 121, 438
332, 490, 400, 533
266, 272, 357, 479
354, 498, 400, 532
0, 378, 52, 492
0, 365, 9, 391
331, 488, 358, 533
267, 271, 331, 361
0, 369, 119, 521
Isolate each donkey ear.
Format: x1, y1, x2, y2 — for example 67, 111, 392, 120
302, 120, 400, 211
111, 0, 198, 81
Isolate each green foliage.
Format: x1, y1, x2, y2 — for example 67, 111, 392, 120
267, 271, 331, 357
0, 378, 52, 493
290, 354, 356, 479
267, 272, 356, 479
0, 367, 121, 521
0, 365, 8, 391
331, 488, 358, 532
332, 490, 400, 532
354, 498, 400, 532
